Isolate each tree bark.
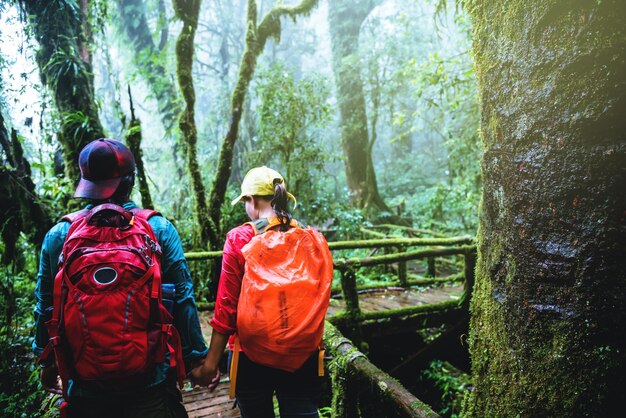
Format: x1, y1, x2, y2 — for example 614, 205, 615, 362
464, 1, 626, 416
115, 0, 181, 135
125, 86, 153, 209
327, 0, 389, 215
19, 0, 105, 186
0, 112, 52, 264
115, 0, 186, 180
172, 0, 212, 246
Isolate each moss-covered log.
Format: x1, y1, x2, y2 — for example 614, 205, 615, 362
172, 0, 212, 246
205, 0, 320, 248
329, 273, 466, 295
328, 236, 474, 250
334, 246, 475, 269
19, 0, 105, 185
324, 321, 439, 418
125, 86, 153, 209
183, 239, 473, 260
372, 224, 448, 238
464, 1, 626, 416
184, 250, 224, 261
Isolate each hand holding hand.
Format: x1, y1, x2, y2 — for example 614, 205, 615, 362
190, 359, 220, 390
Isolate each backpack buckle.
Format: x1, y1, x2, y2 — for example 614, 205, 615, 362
143, 235, 162, 257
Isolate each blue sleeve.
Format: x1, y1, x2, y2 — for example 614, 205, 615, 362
149, 216, 208, 369
33, 222, 70, 357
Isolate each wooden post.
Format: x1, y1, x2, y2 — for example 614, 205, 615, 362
397, 246, 408, 287
340, 268, 361, 319
339, 268, 365, 346
427, 257, 436, 277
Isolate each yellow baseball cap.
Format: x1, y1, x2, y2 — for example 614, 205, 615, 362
231, 166, 297, 206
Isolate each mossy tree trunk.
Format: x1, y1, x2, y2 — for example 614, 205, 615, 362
205, 0, 319, 248
20, 0, 105, 186
464, 1, 626, 416
125, 86, 153, 209
0, 112, 52, 265
327, 0, 389, 216
172, 0, 211, 246
115, 0, 185, 178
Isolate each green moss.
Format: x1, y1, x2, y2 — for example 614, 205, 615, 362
464, 1, 626, 415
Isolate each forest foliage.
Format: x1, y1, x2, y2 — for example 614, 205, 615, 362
0, 0, 479, 416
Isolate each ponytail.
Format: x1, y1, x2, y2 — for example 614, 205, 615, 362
271, 180, 293, 231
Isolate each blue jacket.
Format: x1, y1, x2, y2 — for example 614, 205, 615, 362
33, 202, 208, 397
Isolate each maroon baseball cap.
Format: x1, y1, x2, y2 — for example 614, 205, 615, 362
74, 138, 136, 200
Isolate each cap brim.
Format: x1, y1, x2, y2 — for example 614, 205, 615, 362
74, 176, 122, 200
231, 192, 298, 207
231, 194, 245, 205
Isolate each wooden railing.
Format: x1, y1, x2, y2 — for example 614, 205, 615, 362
184, 235, 476, 417
184, 235, 476, 319
324, 321, 439, 417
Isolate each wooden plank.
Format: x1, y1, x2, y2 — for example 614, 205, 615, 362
183, 382, 241, 418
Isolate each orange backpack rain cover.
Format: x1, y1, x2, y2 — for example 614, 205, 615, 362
237, 226, 333, 372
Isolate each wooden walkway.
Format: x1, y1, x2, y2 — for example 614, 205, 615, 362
184, 284, 463, 417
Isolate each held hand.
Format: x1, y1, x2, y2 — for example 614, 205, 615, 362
190, 359, 220, 389
40, 365, 63, 395
207, 368, 221, 392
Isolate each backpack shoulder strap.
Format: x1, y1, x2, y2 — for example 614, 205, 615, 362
245, 217, 301, 235
61, 208, 89, 223
130, 207, 162, 220
246, 218, 272, 235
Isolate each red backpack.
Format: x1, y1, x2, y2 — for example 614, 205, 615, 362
39, 204, 185, 397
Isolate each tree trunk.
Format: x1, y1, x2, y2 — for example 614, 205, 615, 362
125, 86, 153, 209
464, 1, 626, 416
327, 0, 389, 215
172, 0, 212, 247
205, 0, 320, 248
115, 0, 184, 167
0, 112, 52, 264
20, 0, 105, 186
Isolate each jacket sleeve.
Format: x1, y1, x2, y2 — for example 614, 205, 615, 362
210, 225, 254, 336
32, 222, 69, 359
150, 216, 208, 369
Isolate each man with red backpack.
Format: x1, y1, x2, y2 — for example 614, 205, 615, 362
33, 138, 208, 417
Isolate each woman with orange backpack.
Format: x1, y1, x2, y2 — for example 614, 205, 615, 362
192, 166, 333, 418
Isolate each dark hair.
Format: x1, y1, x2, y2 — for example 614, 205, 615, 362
93, 174, 135, 205
271, 180, 293, 231
256, 180, 293, 231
